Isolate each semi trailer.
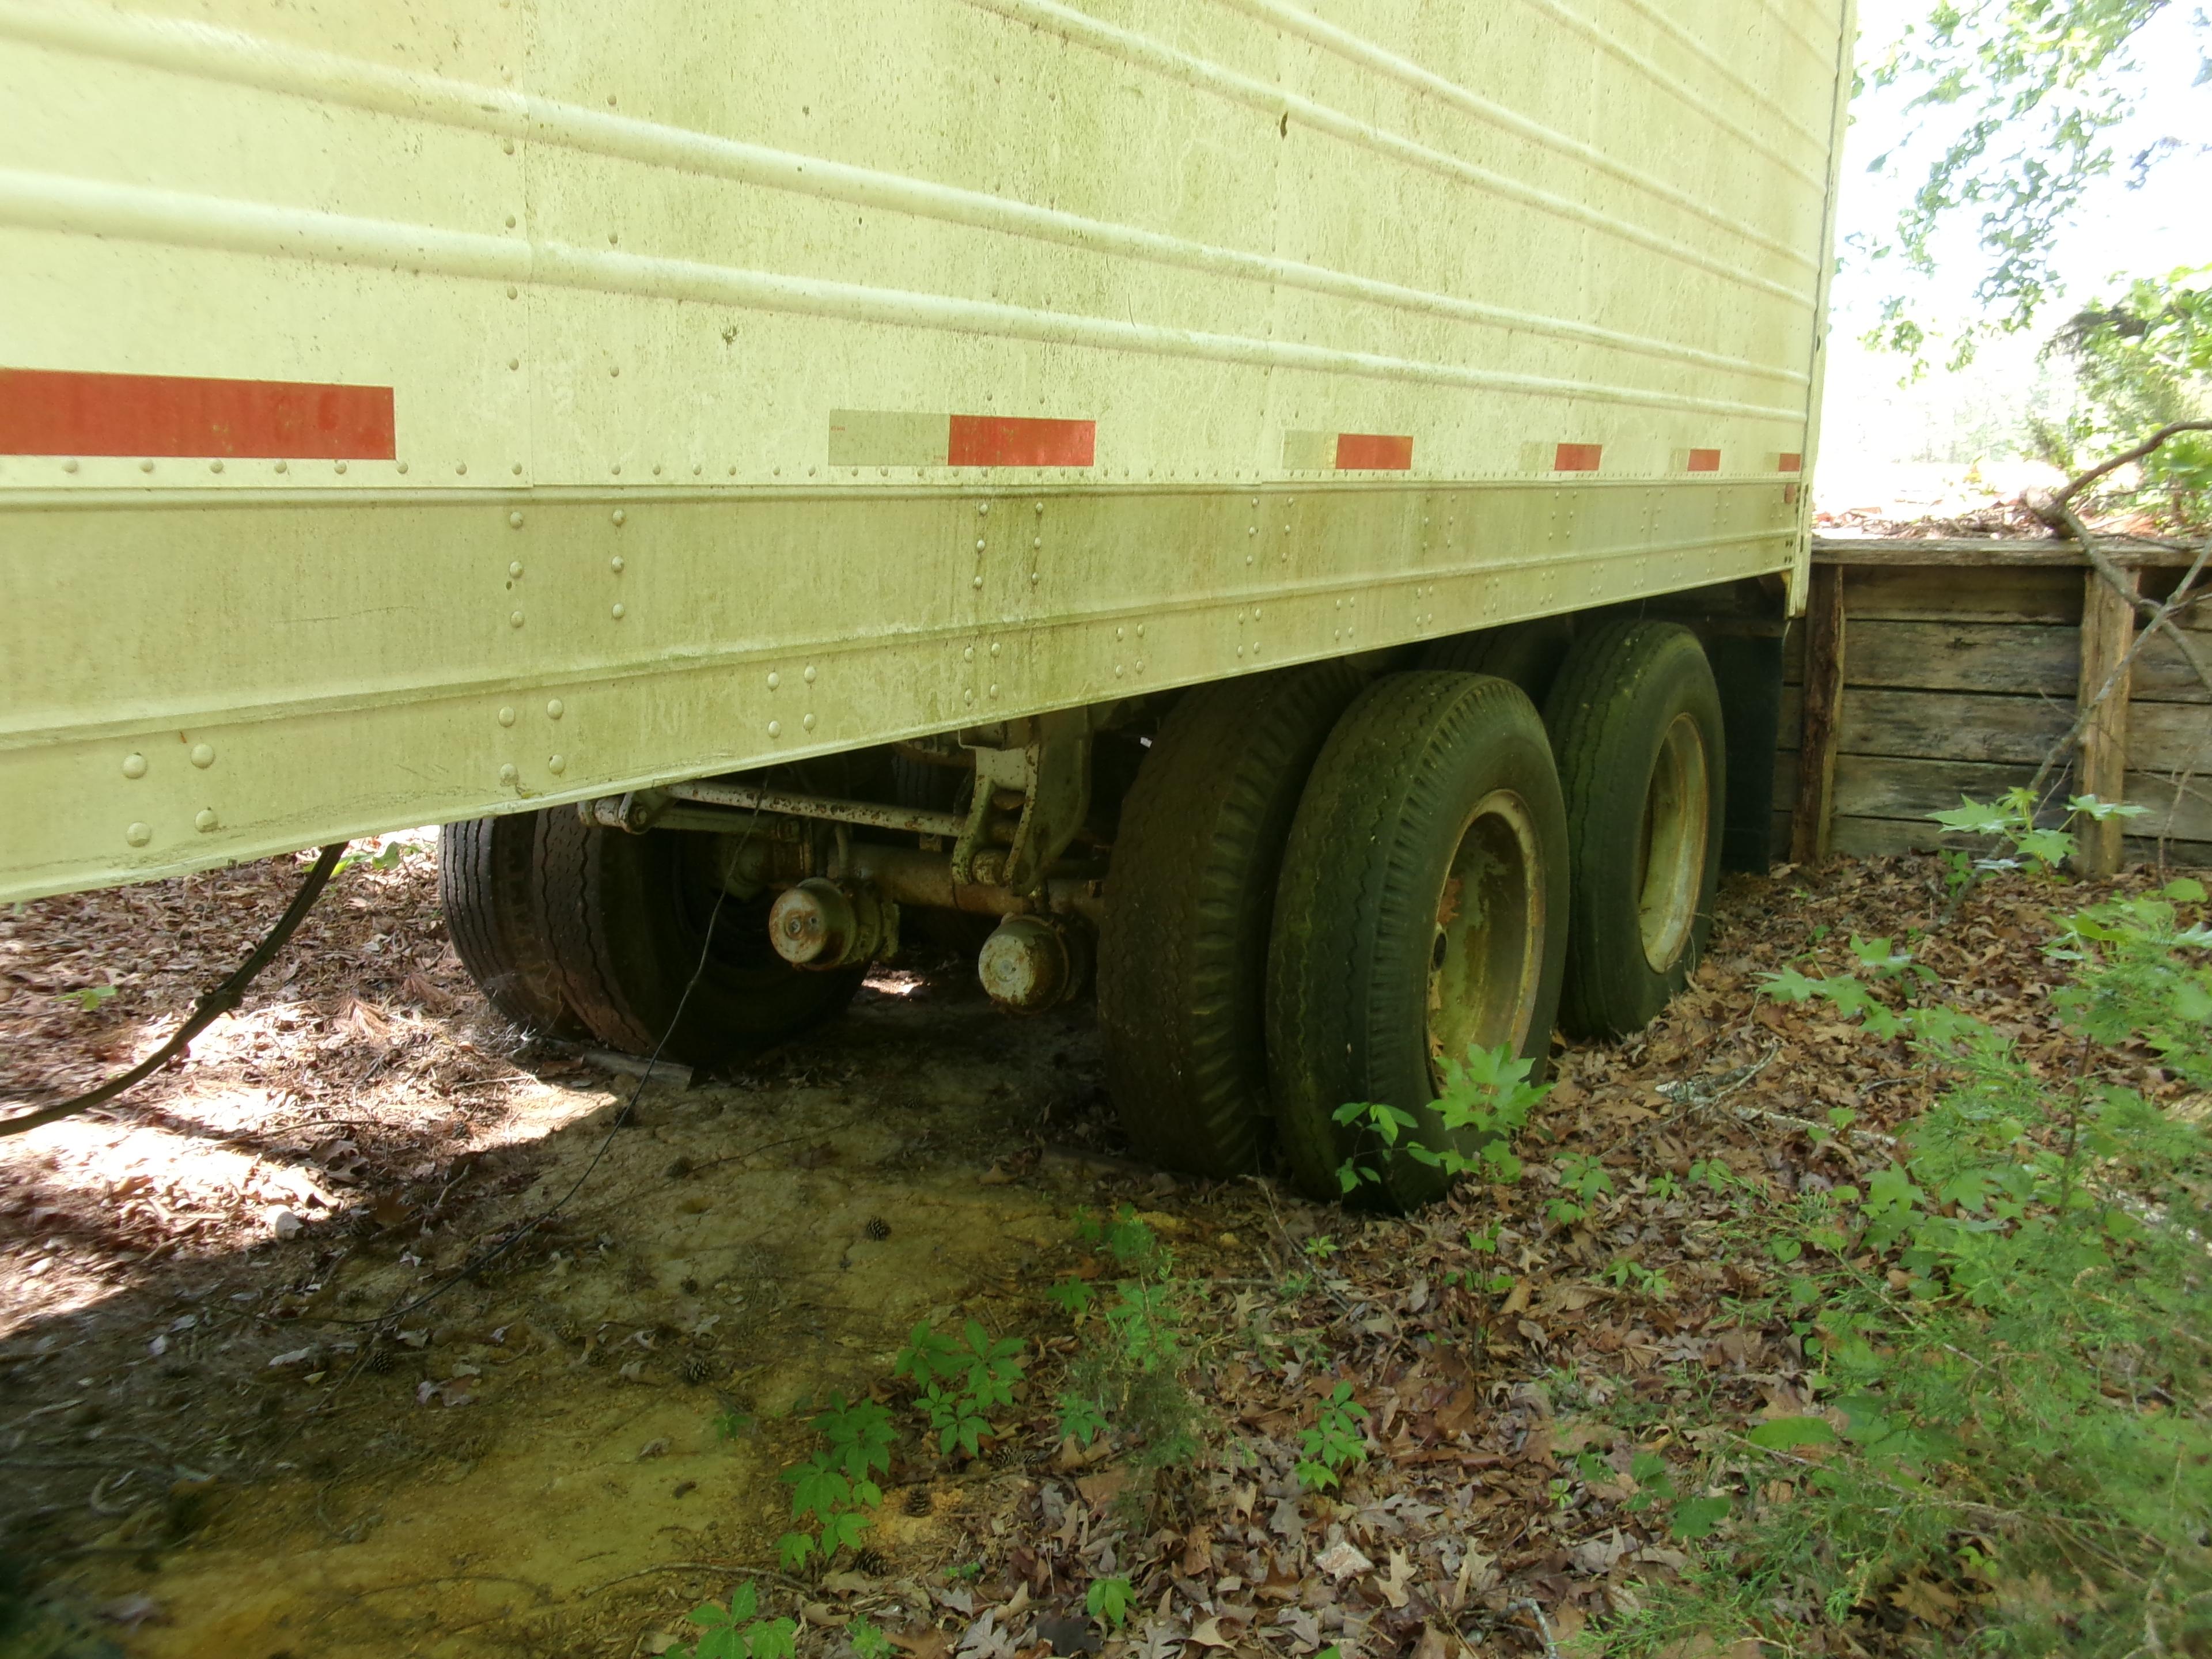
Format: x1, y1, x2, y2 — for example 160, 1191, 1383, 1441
1, 0, 1851, 1202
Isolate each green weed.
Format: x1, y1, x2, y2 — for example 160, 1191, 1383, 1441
1334, 1041, 1551, 1197
776, 1393, 892, 1571
894, 1319, 1026, 1459
1055, 1207, 1203, 1491
1295, 1380, 1369, 1493
1085, 1575, 1135, 1631
677, 1582, 798, 1659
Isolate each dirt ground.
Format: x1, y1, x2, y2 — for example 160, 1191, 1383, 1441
4, 837, 2202, 1658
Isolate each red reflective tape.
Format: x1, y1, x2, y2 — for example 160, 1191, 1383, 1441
1554, 442, 1603, 472
1686, 448, 1721, 472
0, 368, 395, 459
1334, 432, 1413, 470
945, 414, 1095, 467
1777, 451, 1802, 472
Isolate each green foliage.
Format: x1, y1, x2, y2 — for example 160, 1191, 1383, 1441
847, 1619, 893, 1659
2035, 268, 2212, 524
679, 1584, 799, 1659
1858, 0, 2187, 363
335, 838, 412, 874
1545, 1151, 1614, 1227
1334, 1041, 1552, 1195
895, 1319, 1026, 1459
1056, 1208, 1203, 1486
55, 983, 117, 1012
776, 1393, 891, 1571
1295, 1380, 1369, 1493
1627, 877, 2212, 1655
1085, 1575, 1136, 1631
1925, 787, 2145, 893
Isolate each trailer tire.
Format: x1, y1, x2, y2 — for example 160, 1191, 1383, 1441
1267, 672, 1568, 1209
532, 811, 861, 1067
1097, 661, 1367, 1177
438, 815, 579, 1036
1421, 615, 1576, 706
1544, 619, 1725, 1038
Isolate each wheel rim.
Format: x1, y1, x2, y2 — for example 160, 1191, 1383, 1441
1637, 712, 1710, 972
1426, 789, 1546, 1081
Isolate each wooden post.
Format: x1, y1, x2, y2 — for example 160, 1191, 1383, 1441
1790, 562, 1846, 863
2075, 566, 2139, 876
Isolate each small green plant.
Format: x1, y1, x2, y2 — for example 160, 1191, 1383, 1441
1334, 1041, 1551, 1195
777, 1393, 892, 1571
678, 1583, 799, 1659
56, 983, 117, 1012
1056, 1208, 1204, 1489
1544, 1150, 1613, 1226
1295, 1380, 1369, 1492
847, 1619, 893, 1659
1927, 787, 2146, 887
895, 1318, 1026, 1459
1085, 1575, 1136, 1631
1601, 1257, 1672, 1300
335, 838, 412, 874
1301, 1233, 1339, 1260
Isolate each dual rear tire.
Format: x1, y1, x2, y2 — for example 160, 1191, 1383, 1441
1096, 620, 1726, 1207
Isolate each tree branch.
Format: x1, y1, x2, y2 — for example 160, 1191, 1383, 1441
2048, 420, 2212, 512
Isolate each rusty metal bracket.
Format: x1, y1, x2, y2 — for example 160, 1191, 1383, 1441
951, 709, 1093, 894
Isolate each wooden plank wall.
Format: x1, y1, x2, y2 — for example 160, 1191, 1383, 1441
1777, 541, 2211, 869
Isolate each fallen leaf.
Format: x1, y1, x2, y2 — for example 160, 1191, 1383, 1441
1315, 1539, 1373, 1580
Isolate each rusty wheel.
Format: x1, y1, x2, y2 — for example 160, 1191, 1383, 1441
1266, 672, 1568, 1209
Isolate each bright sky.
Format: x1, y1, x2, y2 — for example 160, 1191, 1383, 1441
1819, 0, 2211, 472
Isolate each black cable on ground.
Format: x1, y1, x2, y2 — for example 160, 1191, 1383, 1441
0, 842, 350, 1139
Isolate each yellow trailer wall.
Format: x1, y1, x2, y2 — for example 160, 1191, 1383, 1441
0, 0, 1852, 903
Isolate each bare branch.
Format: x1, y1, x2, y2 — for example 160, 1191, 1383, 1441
2049, 420, 2212, 512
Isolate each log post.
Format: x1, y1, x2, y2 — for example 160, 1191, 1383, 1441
1790, 562, 1846, 863
2074, 566, 2139, 876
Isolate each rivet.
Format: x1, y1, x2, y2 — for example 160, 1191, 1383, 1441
963, 690, 974, 705
397, 461, 410, 474
509, 560, 524, 580
505, 215, 517, 229
509, 357, 520, 370
334, 460, 347, 475
612, 509, 626, 526
121, 753, 147, 779
274, 460, 287, 474
139, 459, 154, 473
1248, 527, 1257, 536
1031, 536, 1041, 548
611, 464, 622, 477
501, 138, 515, 154
767, 719, 782, 738
454, 461, 466, 475
988, 683, 998, 698
509, 512, 524, 529
547, 699, 564, 719
767, 671, 781, 689
1236, 646, 1245, 657
652, 463, 661, 475
1137, 624, 1146, 637
194, 808, 218, 832
1029, 571, 1039, 584
802, 713, 816, 731
547, 754, 566, 774
505, 284, 518, 298
62, 459, 78, 473
499, 763, 518, 783
611, 602, 626, 619
961, 647, 974, 663
512, 462, 524, 476
971, 575, 984, 589
126, 822, 152, 847
1033, 502, 1044, 514
610, 554, 624, 571
1113, 664, 1124, 677
190, 743, 214, 768
978, 503, 989, 516
510, 610, 524, 628
210, 460, 224, 474
975, 538, 986, 551
609, 365, 620, 377
1246, 553, 1255, 565
989, 642, 1000, 657
498, 706, 516, 726
692, 464, 701, 476
1135, 658, 1145, 672
803, 665, 816, 683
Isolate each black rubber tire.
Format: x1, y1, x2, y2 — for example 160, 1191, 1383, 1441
531, 810, 862, 1068
1267, 672, 1569, 1209
1544, 619, 1727, 1039
437, 814, 579, 1035
1096, 661, 1368, 1177
1421, 616, 1576, 707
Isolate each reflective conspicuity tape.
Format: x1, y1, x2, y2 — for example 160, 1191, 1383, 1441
1552, 441, 1604, 472
1685, 448, 1721, 472
1777, 452, 1802, 472
0, 368, 396, 459
1281, 430, 1414, 470
826, 409, 1095, 468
